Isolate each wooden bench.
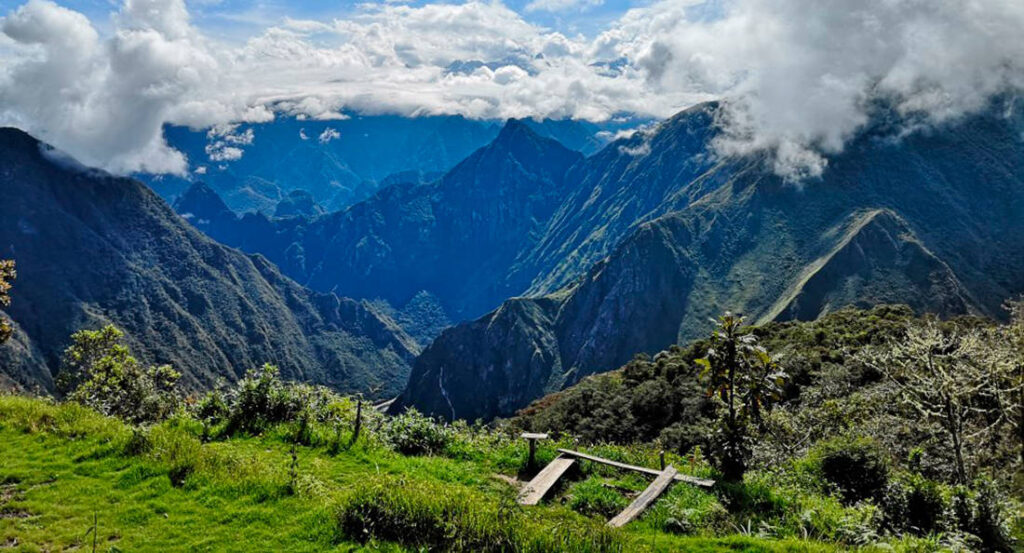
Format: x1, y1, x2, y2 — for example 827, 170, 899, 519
517, 455, 575, 505
607, 465, 678, 528
557, 448, 715, 488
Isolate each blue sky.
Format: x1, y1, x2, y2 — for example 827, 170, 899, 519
0, 0, 654, 40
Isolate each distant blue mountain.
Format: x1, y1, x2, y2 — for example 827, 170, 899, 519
143, 113, 640, 214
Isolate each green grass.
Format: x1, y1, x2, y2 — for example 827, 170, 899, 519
0, 395, 955, 552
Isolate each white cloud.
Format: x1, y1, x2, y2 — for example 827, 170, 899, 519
318, 127, 340, 144
525, 0, 603, 14
611, 0, 1024, 178
0, 0, 1022, 179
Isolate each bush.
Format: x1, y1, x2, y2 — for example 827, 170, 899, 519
194, 389, 229, 424
808, 436, 889, 504
879, 475, 947, 535
336, 477, 622, 552
951, 479, 1015, 553
59, 325, 181, 424
381, 409, 453, 456
226, 364, 304, 434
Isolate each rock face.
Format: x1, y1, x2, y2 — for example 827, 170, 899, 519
393, 101, 1024, 421
0, 128, 418, 397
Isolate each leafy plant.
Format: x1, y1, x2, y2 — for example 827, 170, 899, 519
808, 436, 889, 504
696, 313, 787, 482
381, 409, 453, 455
568, 479, 629, 518
859, 319, 1000, 485
58, 325, 180, 424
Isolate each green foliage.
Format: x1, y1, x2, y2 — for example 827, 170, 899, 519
859, 318, 1002, 486
226, 364, 306, 434
0, 259, 14, 344
878, 474, 946, 535
696, 313, 786, 482
336, 477, 622, 552
567, 478, 630, 518
193, 388, 229, 423
57, 325, 181, 424
0, 394, 1018, 552
381, 409, 454, 455
807, 436, 889, 504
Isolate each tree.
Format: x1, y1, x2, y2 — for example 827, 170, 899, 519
58, 325, 180, 423
993, 298, 1024, 464
859, 318, 999, 486
0, 260, 15, 344
57, 325, 128, 395
696, 313, 786, 482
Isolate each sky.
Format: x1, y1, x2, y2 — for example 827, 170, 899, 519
1, 0, 1022, 179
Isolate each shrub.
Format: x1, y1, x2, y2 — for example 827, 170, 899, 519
951, 479, 1015, 553
381, 409, 453, 456
879, 475, 947, 535
194, 389, 229, 424
58, 326, 181, 424
808, 436, 889, 504
226, 364, 304, 434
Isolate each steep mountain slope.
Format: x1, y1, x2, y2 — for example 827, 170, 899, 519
0, 128, 418, 396
517, 103, 724, 294
393, 102, 1024, 421
178, 120, 585, 328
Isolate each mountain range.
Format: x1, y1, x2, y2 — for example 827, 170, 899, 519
392, 100, 1024, 420
145, 114, 624, 216
172, 120, 584, 334
4, 99, 1023, 422
0, 128, 417, 397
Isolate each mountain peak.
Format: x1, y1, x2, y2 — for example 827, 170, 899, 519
494, 117, 540, 144
174, 181, 233, 222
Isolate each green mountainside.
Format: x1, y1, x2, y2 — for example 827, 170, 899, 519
0, 128, 418, 397
395, 102, 1024, 421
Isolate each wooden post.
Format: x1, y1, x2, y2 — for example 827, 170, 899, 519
520, 432, 550, 470
659, 450, 666, 470
350, 399, 362, 446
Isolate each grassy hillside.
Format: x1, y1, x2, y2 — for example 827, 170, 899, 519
0, 395, 851, 553
2, 379, 1017, 552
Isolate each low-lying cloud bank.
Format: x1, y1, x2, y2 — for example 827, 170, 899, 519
1, 0, 1021, 178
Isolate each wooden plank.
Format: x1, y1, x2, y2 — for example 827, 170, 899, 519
607, 466, 678, 528
517, 456, 576, 505
557, 448, 714, 488
520, 432, 550, 440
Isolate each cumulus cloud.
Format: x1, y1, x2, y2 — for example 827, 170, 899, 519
318, 127, 340, 144
0, 0, 225, 174
1, 0, 1022, 179
525, 0, 603, 13
613, 0, 1024, 178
